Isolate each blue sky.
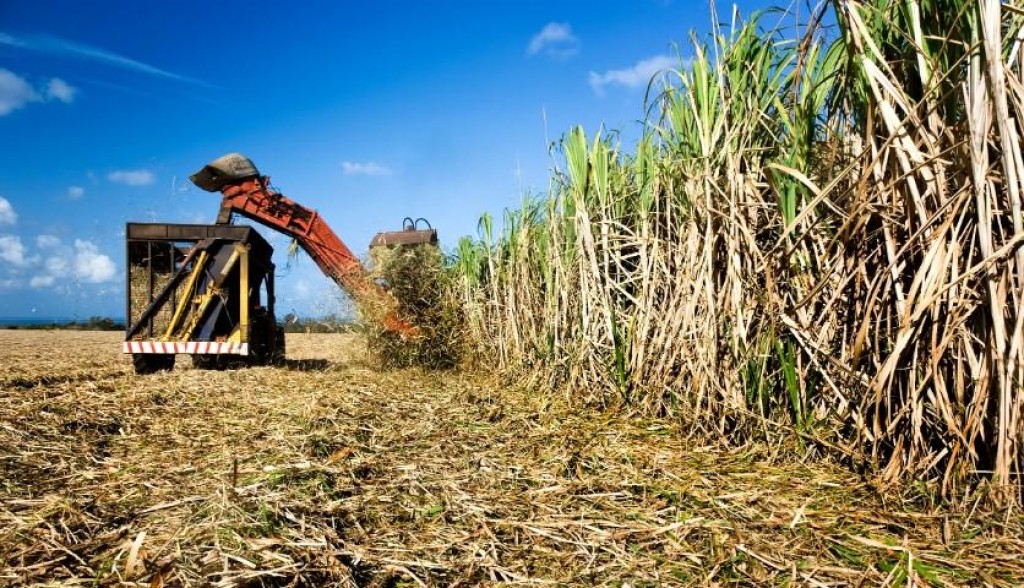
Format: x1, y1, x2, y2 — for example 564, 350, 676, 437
0, 0, 767, 320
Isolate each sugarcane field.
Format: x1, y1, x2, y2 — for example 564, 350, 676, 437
4, 0, 1024, 586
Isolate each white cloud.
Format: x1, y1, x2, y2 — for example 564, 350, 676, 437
67, 185, 85, 199
0, 278, 21, 289
44, 254, 68, 275
528, 22, 579, 59
45, 78, 76, 103
588, 54, 678, 95
36, 235, 61, 249
0, 32, 205, 86
0, 69, 79, 116
73, 239, 115, 282
0, 235, 115, 290
0, 69, 40, 116
108, 169, 155, 186
0, 33, 24, 48
341, 161, 392, 177
0, 196, 17, 225
0, 234, 27, 266
29, 275, 54, 288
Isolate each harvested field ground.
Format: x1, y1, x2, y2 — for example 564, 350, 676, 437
1, 330, 1022, 587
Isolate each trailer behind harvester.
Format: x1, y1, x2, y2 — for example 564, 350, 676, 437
123, 223, 284, 374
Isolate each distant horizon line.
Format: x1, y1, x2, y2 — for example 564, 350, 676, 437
0, 314, 355, 323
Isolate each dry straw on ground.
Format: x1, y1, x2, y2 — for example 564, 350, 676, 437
2, 330, 1023, 586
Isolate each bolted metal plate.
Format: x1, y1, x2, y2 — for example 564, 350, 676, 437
369, 228, 438, 249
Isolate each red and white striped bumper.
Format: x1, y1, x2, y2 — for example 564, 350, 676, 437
122, 341, 249, 355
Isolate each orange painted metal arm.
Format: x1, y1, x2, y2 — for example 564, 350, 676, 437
216, 177, 414, 336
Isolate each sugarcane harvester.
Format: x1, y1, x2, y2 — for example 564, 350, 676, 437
123, 153, 436, 374
123, 223, 282, 374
